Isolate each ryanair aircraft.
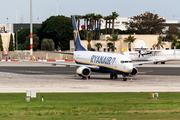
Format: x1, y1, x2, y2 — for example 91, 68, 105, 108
32, 16, 175, 81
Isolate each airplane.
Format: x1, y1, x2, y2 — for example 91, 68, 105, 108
24, 16, 175, 81
123, 48, 179, 64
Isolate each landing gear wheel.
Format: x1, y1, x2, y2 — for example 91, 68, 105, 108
123, 78, 127, 81
82, 76, 86, 79
114, 74, 118, 79
88, 76, 90, 79
110, 73, 114, 79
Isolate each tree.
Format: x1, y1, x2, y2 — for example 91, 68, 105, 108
94, 43, 102, 51
103, 16, 109, 34
9, 34, 14, 51
15, 27, 39, 47
75, 15, 82, 32
86, 30, 93, 51
0, 34, 3, 51
155, 37, 166, 49
107, 42, 115, 51
41, 39, 55, 51
165, 24, 179, 41
171, 35, 179, 48
123, 34, 136, 51
94, 14, 103, 40
108, 15, 112, 34
37, 15, 73, 50
25, 34, 39, 50
97, 14, 103, 39
88, 13, 95, 36
82, 14, 89, 39
126, 12, 166, 34
111, 12, 119, 34
106, 34, 119, 51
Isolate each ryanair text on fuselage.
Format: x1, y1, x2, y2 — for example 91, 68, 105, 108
90, 55, 116, 65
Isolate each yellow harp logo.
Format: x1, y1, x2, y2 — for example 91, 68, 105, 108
73, 30, 77, 43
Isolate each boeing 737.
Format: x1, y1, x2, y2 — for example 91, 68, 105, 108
26, 16, 175, 81
123, 49, 179, 64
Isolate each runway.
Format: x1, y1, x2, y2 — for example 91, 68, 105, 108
0, 61, 180, 93
0, 66, 179, 76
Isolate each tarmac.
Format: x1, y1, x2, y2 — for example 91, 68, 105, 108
0, 61, 180, 93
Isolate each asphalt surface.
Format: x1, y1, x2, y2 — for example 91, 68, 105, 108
0, 61, 180, 93
0, 66, 179, 76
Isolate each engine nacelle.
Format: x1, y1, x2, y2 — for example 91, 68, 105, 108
76, 66, 91, 77
129, 67, 138, 76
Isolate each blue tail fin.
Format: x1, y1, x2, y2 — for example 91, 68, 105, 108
72, 16, 86, 51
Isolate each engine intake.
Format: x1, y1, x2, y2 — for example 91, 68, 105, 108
76, 66, 91, 77
129, 67, 138, 76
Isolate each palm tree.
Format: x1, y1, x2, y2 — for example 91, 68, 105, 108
106, 34, 119, 51
156, 37, 166, 49
171, 35, 179, 49
85, 14, 90, 30
94, 14, 103, 40
93, 14, 98, 40
94, 43, 102, 51
103, 16, 109, 34
108, 15, 112, 34
75, 15, 82, 32
111, 12, 119, 34
107, 43, 114, 52
88, 13, 95, 36
123, 34, 136, 51
82, 15, 89, 39
86, 30, 93, 51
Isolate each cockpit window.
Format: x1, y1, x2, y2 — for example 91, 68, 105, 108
121, 61, 132, 63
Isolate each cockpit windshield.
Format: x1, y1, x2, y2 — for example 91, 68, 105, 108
121, 61, 132, 63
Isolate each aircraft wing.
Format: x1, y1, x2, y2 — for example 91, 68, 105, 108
21, 60, 99, 69
133, 58, 175, 65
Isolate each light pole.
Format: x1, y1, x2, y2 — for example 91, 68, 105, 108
30, 0, 33, 56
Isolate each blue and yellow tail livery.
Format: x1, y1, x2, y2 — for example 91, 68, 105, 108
72, 16, 86, 51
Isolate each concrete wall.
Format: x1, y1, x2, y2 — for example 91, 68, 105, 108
7, 51, 73, 60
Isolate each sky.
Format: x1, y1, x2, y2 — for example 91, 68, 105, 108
0, 0, 179, 24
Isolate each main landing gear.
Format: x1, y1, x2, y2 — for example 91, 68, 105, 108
123, 77, 127, 81
110, 73, 118, 79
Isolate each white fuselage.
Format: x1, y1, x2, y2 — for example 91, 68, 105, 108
73, 51, 133, 74
123, 50, 180, 61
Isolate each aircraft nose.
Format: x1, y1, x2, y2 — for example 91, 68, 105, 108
126, 63, 133, 73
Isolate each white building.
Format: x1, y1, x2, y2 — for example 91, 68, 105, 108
100, 17, 130, 30
100, 17, 180, 31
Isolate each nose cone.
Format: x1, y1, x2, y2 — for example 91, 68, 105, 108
126, 63, 133, 73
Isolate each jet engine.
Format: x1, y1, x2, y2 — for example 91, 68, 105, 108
76, 66, 91, 77
129, 67, 138, 76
